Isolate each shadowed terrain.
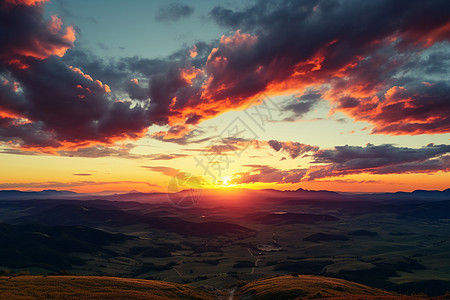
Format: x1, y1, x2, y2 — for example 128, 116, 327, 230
0, 189, 449, 297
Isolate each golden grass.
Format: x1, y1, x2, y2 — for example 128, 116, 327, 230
0, 276, 213, 300
237, 274, 396, 299
0, 274, 436, 299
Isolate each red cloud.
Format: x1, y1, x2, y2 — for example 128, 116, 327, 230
0, 1, 75, 70
1, 0, 450, 151
329, 83, 450, 135
5, 0, 48, 6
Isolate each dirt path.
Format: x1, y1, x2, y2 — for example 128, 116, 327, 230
227, 286, 237, 300
173, 267, 182, 276
247, 248, 260, 274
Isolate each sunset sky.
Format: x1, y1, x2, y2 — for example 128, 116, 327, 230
0, 0, 449, 194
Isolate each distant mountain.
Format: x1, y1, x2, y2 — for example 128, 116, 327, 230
374, 188, 450, 200
1, 187, 449, 204
295, 187, 341, 195
11, 203, 254, 238
0, 189, 77, 200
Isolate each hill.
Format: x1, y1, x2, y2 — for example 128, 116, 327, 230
1, 275, 444, 299
11, 204, 254, 237
0, 223, 132, 271
237, 275, 420, 299
0, 276, 213, 300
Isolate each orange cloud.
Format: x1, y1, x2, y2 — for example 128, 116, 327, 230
189, 45, 198, 58
5, 0, 48, 6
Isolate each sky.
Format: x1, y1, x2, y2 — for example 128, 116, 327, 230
0, 0, 449, 194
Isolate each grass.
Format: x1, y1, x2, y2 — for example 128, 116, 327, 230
237, 274, 395, 299
0, 275, 213, 300
0, 274, 444, 299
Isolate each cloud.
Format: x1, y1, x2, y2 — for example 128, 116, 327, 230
0, 0, 75, 68
146, 153, 189, 160
141, 166, 202, 185
0, 37, 150, 150
155, 3, 194, 22
0, 1, 149, 150
306, 143, 450, 180
227, 143, 450, 184
281, 91, 322, 121
0, 180, 159, 189
73, 173, 92, 176
267, 140, 319, 159
5, 0, 49, 6
58, 144, 189, 160
141, 166, 180, 177
182, 137, 318, 160
1, 0, 450, 154
231, 164, 307, 184
58, 144, 137, 158
327, 65, 450, 135
314, 179, 383, 184
150, 128, 213, 145
207, 0, 450, 134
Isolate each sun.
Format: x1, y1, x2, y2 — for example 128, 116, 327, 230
219, 176, 234, 187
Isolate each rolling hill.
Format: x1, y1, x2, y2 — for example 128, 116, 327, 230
0, 276, 213, 300
10, 204, 254, 237
0, 274, 442, 299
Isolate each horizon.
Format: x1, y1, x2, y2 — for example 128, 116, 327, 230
1, 186, 449, 197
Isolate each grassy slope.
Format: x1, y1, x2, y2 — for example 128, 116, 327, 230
0, 275, 441, 299
0, 276, 213, 300
237, 275, 412, 299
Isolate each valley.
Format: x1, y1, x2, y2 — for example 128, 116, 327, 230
0, 189, 449, 297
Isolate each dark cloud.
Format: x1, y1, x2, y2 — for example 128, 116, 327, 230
181, 137, 318, 160
267, 140, 318, 159
0, 1, 151, 149
208, 0, 450, 134
73, 173, 92, 176
231, 164, 307, 184
1, 0, 450, 154
281, 91, 322, 121
0, 57, 151, 149
155, 3, 194, 22
228, 143, 450, 184
0, 0, 75, 69
58, 144, 136, 158
126, 78, 148, 101
307, 143, 450, 180
57, 144, 189, 160
151, 128, 213, 145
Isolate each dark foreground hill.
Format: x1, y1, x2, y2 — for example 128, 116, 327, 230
1, 274, 446, 299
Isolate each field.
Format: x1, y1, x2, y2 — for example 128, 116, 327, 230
0, 276, 212, 300
0, 189, 450, 297
1, 274, 441, 299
